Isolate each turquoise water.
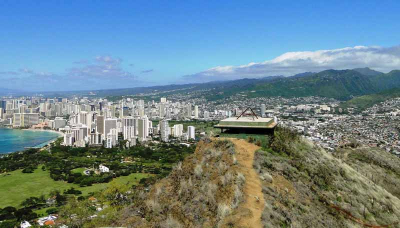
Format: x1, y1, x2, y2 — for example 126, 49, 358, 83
0, 128, 61, 154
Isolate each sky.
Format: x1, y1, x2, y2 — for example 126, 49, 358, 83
1, 0, 400, 91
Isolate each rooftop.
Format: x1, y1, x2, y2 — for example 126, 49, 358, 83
215, 116, 276, 129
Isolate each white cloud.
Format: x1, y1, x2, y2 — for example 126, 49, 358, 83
67, 55, 135, 79
184, 45, 400, 82
0, 55, 140, 91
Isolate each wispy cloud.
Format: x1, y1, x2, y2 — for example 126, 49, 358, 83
19, 68, 35, 74
68, 55, 135, 80
141, 69, 153, 73
0, 55, 141, 91
0, 71, 19, 75
184, 45, 400, 82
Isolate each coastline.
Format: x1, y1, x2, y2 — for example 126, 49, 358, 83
0, 128, 64, 154
22, 129, 64, 149
22, 128, 64, 137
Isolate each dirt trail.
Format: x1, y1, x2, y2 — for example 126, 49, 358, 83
229, 138, 264, 228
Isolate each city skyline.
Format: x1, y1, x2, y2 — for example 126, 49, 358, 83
1, 0, 400, 91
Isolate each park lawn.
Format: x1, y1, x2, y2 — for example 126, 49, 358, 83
0, 166, 152, 208
71, 167, 86, 174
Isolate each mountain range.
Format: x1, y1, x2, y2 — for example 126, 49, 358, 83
97, 67, 400, 101
3, 67, 400, 106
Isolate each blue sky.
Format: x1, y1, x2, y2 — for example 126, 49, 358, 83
1, 0, 400, 91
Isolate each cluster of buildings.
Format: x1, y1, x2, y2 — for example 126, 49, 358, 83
4, 90, 400, 155
0, 97, 200, 148
164, 89, 400, 155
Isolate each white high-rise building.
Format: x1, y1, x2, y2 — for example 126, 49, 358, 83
159, 103, 165, 118
160, 120, 169, 142
194, 105, 199, 119
186, 104, 192, 118
106, 128, 118, 148
64, 125, 88, 147
161, 97, 167, 103
104, 118, 117, 137
78, 111, 88, 125
12, 113, 39, 127
64, 133, 74, 146
122, 117, 135, 140
261, 104, 266, 117
173, 124, 184, 137
54, 117, 67, 130
188, 126, 195, 140
138, 115, 149, 140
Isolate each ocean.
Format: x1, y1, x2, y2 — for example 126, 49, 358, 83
0, 128, 61, 154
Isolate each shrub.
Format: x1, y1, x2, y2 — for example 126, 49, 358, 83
146, 199, 161, 214
218, 162, 228, 174
46, 208, 59, 214
217, 203, 232, 221
232, 155, 238, 165
163, 215, 183, 228
22, 167, 35, 173
236, 172, 246, 186
194, 164, 203, 178
232, 186, 243, 209
270, 127, 300, 157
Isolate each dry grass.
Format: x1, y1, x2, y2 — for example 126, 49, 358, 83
255, 137, 400, 228
113, 139, 245, 228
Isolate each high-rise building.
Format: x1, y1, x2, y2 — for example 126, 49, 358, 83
0, 100, 6, 113
138, 115, 149, 140
173, 124, 184, 137
64, 133, 74, 146
160, 97, 167, 103
122, 117, 135, 140
188, 126, 195, 140
186, 104, 192, 118
194, 105, 199, 119
106, 128, 118, 148
78, 111, 88, 125
104, 118, 117, 137
54, 117, 67, 130
96, 115, 104, 135
12, 113, 39, 127
261, 104, 266, 117
160, 119, 169, 142
159, 103, 165, 118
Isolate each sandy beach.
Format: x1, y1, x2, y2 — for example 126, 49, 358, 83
22, 129, 64, 149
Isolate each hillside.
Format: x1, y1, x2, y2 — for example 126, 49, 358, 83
248, 69, 377, 100
203, 68, 400, 101
113, 139, 265, 228
371, 70, 400, 91
353, 67, 383, 77
254, 129, 400, 227
58, 139, 264, 227
341, 87, 400, 110
53, 128, 400, 227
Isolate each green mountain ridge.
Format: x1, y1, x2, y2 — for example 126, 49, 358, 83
245, 69, 377, 100
342, 87, 400, 110
204, 68, 400, 101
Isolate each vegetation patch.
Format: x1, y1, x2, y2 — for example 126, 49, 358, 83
253, 128, 400, 227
